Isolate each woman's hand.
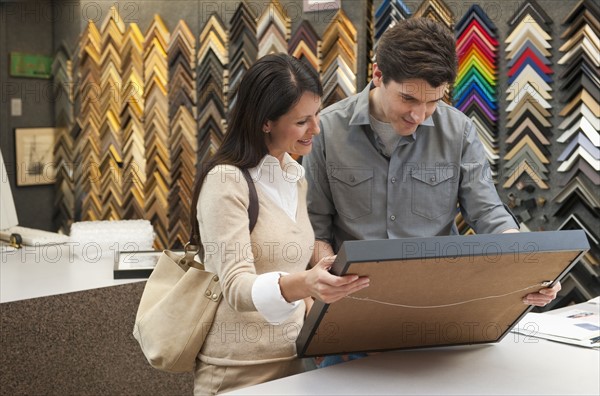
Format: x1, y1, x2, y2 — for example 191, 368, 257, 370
280, 256, 369, 304
304, 256, 370, 304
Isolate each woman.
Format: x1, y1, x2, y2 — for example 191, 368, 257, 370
193, 53, 370, 395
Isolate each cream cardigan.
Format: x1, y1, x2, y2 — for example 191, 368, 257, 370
197, 164, 314, 366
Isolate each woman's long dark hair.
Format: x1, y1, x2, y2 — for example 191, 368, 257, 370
190, 53, 322, 243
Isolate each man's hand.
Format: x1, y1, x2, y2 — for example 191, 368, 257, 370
310, 239, 335, 267
500, 229, 561, 307
304, 297, 314, 319
523, 282, 561, 307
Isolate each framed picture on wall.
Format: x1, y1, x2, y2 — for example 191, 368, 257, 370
303, 0, 341, 13
14, 127, 58, 186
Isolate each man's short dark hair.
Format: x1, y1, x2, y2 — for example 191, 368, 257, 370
375, 18, 458, 87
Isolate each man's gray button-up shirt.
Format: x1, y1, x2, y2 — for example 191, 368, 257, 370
304, 84, 519, 251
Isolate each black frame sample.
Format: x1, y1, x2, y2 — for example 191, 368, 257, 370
297, 230, 590, 357
113, 250, 183, 279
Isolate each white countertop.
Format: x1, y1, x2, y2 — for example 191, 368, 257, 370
4, 244, 598, 395
225, 334, 599, 395
1, 244, 144, 303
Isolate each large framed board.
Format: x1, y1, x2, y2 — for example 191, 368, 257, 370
297, 230, 590, 357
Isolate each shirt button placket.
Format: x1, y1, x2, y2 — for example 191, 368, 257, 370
389, 176, 397, 223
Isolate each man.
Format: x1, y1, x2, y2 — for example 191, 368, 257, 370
304, 18, 560, 365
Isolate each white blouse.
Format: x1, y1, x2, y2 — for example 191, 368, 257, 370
249, 153, 306, 324
248, 153, 304, 221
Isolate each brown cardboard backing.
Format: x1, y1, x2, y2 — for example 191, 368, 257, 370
299, 250, 583, 356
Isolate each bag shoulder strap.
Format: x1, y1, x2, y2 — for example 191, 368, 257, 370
189, 167, 259, 253
241, 168, 259, 232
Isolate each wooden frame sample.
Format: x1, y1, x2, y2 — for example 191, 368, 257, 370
297, 231, 589, 357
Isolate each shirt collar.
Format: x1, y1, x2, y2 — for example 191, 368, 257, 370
250, 153, 305, 184
349, 81, 436, 131
349, 83, 372, 126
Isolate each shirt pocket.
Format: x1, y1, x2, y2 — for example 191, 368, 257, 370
330, 167, 373, 219
411, 167, 456, 220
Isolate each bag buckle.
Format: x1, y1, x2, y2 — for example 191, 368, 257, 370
180, 242, 200, 266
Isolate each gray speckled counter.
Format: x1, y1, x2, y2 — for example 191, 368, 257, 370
0, 282, 193, 395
